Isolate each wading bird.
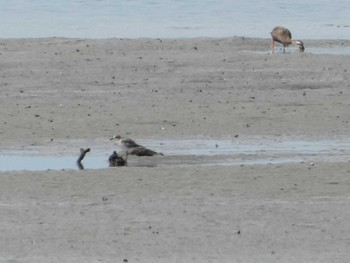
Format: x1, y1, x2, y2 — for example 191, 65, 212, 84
271, 26, 304, 53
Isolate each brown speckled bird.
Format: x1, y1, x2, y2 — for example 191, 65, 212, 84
271, 26, 304, 53
110, 135, 164, 157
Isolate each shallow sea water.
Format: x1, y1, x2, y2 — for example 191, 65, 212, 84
0, 0, 349, 39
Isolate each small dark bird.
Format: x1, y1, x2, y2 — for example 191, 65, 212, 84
110, 135, 164, 157
108, 151, 127, 167
271, 26, 304, 53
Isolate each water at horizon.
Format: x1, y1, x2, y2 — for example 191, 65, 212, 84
0, 0, 349, 39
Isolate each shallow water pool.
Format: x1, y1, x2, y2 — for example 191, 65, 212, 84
1, 138, 349, 171
306, 47, 350, 55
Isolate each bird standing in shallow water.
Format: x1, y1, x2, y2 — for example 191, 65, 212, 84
271, 26, 304, 53
110, 135, 164, 157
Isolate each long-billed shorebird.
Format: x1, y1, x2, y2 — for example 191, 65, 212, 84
271, 26, 304, 53
110, 135, 163, 157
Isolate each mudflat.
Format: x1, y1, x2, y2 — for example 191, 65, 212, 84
0, 37, 350, 262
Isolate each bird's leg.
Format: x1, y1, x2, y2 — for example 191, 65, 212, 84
271, 39, 275, 53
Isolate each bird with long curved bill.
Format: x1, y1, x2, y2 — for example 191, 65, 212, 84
271, 26, 305, 53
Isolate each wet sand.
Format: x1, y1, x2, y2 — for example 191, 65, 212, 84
0, 37, 350, 262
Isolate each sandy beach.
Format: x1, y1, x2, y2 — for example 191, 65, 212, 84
1, 37, 350, 262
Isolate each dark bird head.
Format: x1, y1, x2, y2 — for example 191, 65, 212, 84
110, 135, 122, 140
108, 151, 119, 161
294, 40, 305, 52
